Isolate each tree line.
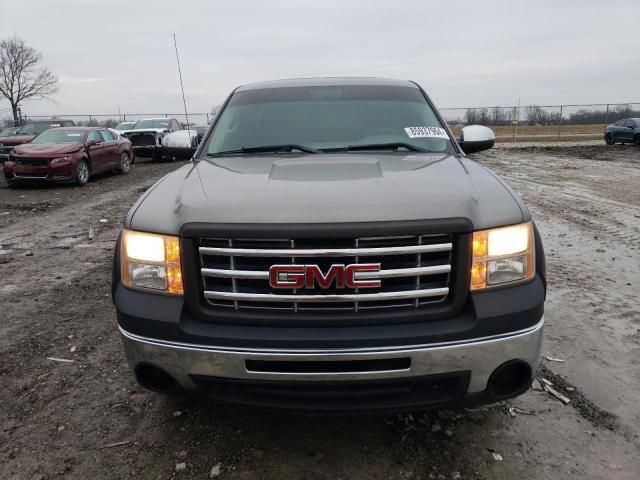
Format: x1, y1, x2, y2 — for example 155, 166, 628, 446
461, 104, 640, 126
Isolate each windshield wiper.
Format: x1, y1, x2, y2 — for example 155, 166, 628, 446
208, 144, 319, 157
322, 142, 431, 153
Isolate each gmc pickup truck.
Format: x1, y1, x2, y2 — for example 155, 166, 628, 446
112, 77, 545, 414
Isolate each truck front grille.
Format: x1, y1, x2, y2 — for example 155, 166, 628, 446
198, 234, 453, 312
14, 157, 51, 166
0, 146, 14, 156
127, 134, 156, 147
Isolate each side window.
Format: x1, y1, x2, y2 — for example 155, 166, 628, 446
100, 130, 114, 141
87, 131, 102, 143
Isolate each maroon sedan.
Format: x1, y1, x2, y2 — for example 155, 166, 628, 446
3, 127, 133, 187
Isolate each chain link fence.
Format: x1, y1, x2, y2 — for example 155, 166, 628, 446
3, 103, 639, 142
1, 112, 213, 129
440, 103, 640, 141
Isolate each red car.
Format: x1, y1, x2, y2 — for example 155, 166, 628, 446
3, 127, 133, 187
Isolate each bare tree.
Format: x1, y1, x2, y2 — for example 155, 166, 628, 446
0, 36, 58, 125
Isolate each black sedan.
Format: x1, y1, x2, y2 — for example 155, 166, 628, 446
605, 118, 640, 145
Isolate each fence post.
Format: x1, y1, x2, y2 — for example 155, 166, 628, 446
557, 105, 563, 137
89, 115, 92, 126
605, 104, 609, 124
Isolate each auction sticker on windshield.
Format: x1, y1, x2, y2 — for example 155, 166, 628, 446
404, 126, 449, 139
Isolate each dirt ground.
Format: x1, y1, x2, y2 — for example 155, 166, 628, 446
1, 146, 639, 480
449, 124, 607, 143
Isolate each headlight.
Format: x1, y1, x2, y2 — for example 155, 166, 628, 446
120, 229, 183, 295
470, 222, 534, 290
50, 156, 72, 164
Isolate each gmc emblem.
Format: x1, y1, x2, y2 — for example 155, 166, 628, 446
269, 264, 381, 289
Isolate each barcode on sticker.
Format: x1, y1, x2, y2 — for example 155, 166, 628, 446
404, 126, 449, 139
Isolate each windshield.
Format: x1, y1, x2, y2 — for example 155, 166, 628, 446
31, 130, 85, 144
0, 127, 19, 138
201, 85, 453, 156
17, 122, 63, 135
115, 122, 135, 130
133, 119, 170, 129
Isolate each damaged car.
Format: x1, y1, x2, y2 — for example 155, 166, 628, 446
122, 117, 182, 161
162, 125, 209, 160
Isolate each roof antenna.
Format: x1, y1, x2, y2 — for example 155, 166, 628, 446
172, 34, 193, 158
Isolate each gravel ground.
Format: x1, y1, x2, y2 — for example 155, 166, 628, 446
0, 146, 639, 480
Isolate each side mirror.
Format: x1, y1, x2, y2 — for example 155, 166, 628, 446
87, 139, 101, 147
458, 125, 496, 154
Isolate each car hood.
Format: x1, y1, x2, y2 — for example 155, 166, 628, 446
0, 135, 36, 146
123, 128, 167, 135
14, 142, 84, 156
127, 153, 528, 235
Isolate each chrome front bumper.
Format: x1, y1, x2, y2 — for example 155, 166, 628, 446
120, 317, 543, 394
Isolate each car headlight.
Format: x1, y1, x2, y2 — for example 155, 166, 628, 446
470, 222, 534, 290
50, 156, 72, 164
120, 229, 184, 295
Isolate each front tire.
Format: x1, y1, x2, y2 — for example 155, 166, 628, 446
605, 133, 614, 145
634, 134, 640, 146
75, 159, 90, 186
118, 152, 131, 174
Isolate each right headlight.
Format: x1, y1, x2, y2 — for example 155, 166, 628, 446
470, 222, 534, 290
50, 156, 71, 164
120, 229, 183, 295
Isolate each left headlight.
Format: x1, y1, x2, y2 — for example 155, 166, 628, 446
120, 229, 184, 295
470, 221, 534, 290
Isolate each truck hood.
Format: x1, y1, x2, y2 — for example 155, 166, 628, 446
0, 135, 36, 146
123, 129, 167, 136
127, 153, 528, 235
14, 142, 84, 157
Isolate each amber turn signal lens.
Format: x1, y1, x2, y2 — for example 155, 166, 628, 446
470, 262, 487, 290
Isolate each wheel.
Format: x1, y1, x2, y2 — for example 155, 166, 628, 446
118, 152, 131, 174
75, 159, 90, 186
634, 134, 640, 146
605, 133, 614, 145
152, 151, 164, 162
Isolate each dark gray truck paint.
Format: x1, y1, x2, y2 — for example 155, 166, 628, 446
126, 154, 528, 235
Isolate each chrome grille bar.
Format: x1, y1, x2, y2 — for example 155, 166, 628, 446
199, 233, 454, 312
201, 264, 451, 280
199, 243, 452, 257
204, 288, 450, 303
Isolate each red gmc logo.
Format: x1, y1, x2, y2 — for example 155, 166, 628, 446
269, 264, 381, 289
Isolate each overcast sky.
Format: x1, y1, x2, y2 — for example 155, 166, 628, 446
1, 0, 639, 120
